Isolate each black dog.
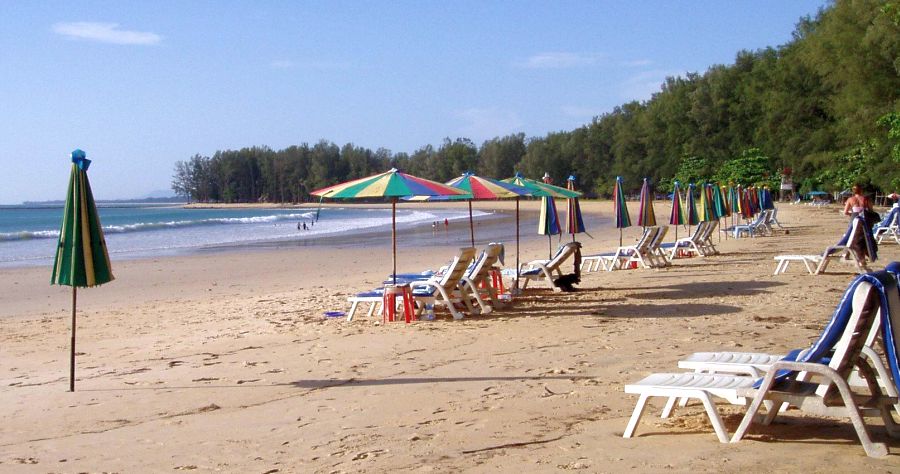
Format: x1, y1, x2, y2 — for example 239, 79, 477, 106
553, 273, 581, 292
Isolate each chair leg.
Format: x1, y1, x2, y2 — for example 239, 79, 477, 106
347, 301, 360, 321
623, 394, 650, 438
698, 391, 729, 443
661, 397, 677, 418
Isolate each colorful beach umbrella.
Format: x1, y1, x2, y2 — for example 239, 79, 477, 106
759, 187, 775, 211
685, 183, 700, 233
669, 181, 686, 240
311, 168, 467, 285
538, 195, 562, 258
728, 184, 741, 227
429, 172, 532, 248
637, 178, 657, 228
698, 183, 715, 222
612, 176, 631, 246
51, 149, 114, 392
740, 188, 755, 220
565, 175, 587, 241
712, 184, 729, 241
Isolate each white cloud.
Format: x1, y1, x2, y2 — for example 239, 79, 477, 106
53, 22, 162, 45
621, 70, 681, 102
455, 108, 522, 141
520, 52, 601, 69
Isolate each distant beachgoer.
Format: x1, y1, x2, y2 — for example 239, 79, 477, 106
444, 218, 449, 230
302, 222, 308, 230
297, 222, 301, 230
843, 184, 871, 218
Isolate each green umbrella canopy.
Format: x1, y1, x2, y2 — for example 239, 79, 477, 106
51, 150, 114, 288
501, 173, 581, 198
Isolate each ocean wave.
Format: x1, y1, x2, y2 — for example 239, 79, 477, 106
0, 211, 318, 242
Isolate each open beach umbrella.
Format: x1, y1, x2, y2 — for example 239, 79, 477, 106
637, 178, 657, 228
415, 172, 533, 248
565, 175, 588, 242
538, 195, 562, 258
669, 181, 686, 240
612, 176, 631, 246
685, 183, 700, 234
51, 149, 114, 392
311, 168, 467, 285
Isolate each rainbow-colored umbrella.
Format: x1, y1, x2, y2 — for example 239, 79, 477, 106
698, 183, 715, 222
740, 188, 755, 220
669, 181, 686, 240
613, 176, 631, 246
52, 149, 114, 391
311, 168, 467, 285
565, 175, 587, 241
728, 185, 741, 227
712, 183, 729, 241
439, 172, 532, 247
637, 178, 657, 228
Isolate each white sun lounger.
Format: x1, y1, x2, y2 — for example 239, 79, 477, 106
624, 272, 900, 457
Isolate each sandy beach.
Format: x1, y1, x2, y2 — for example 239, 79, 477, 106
2, 200, 900, 472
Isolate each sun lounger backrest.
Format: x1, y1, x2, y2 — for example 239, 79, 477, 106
836, 217, 861, 247
876, 262, 900, 395
466, 243, 503, 284
689, 221, 707, 242
650, 225, 668, 249
439, 247, 477, 287
635, 226, 659, 251
818, 280, 880, 397
547, 242, 579, 269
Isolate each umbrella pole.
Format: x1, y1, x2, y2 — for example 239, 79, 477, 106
619, 228, 623, 247
70, 287, 76, 392
548, 235, 552, 259
392, 198, 397, 286
514, 198, 520, 294
468, 200, 475, 248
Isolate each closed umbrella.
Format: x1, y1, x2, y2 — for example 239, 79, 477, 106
613, 176, 631, 246
712, 183, 729, 241
728, 184, 741, 228
311, 168, 467, 285
698, 183, 715, 223
685, 183, 700, 235
637, 178, 657, 228
538, 195, 562, 258
760, 187, 775, 210
565, 175, 588, 242
669, 181, 686, 241
740, 188, 755, 220
51, 149, 114, 392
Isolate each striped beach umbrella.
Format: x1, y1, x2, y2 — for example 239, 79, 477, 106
311, 168, 467, 285
712, 183, 729, 241
565, 175, 587, 241
613, 176, 631, 246
759, 187, 775, 210
698, 183, 715, 222
538, 195, 562, 258
637, 178, 657, 228
51, 149, 114, 392
685, 183, 700, 234
438, 172, 532, 248
669, 181, 686, 240
728, 185, 741, 227
740, 188, 755, 220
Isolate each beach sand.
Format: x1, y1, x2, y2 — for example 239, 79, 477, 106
2, 200, 899, 472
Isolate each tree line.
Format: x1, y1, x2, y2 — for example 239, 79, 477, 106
173, 0, 900, 203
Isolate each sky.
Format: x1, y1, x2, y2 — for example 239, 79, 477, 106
0, 0, 828, 204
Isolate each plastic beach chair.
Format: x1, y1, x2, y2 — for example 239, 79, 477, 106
581, 227, 660, 271
874, 206, 900, 245
346, 247, 476, 321
773, 217, 875, 275
623, 271, 900, 457
518, 242, 582, 291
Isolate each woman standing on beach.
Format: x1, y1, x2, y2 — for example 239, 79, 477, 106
843, 184, 872, 217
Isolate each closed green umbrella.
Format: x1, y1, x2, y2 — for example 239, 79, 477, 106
51, 149, 114, 392
685, 183, 700, 235
613, 176, 632, 246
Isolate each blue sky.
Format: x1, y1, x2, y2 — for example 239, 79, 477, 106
0, 1, 827, 204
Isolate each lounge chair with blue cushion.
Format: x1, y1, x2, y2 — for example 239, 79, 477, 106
518, 241, 582, 291
660, 222, 709, 261
773, 216, 876, 275
623, 271, 900, 457
874, 206, 900, 245
346, 247, 476, 321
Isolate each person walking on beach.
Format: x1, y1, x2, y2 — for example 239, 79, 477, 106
443, 218, 449, 231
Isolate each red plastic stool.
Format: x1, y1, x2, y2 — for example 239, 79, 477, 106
382, 284, 416, 323
489, 268, 506, 295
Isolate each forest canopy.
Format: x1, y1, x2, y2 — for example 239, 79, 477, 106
173, 0, 900, 202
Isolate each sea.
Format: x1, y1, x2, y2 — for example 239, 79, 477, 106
0, 203, 493, 268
